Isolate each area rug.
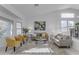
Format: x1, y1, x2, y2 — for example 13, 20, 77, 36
21, 47, 54, 55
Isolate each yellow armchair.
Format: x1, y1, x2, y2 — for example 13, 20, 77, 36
18, 35, 28, 44
42, 32, 49, 40
15, 35, 23, 46
23, 35, 28, 41
5, 37, 21, 52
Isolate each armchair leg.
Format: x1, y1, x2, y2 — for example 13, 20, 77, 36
5, 47, 8, 52
13, 47, 16, 52
20, 43, 22, 46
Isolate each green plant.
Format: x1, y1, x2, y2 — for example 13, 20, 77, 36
75, 22, 79, 25
22, 28, 29, 34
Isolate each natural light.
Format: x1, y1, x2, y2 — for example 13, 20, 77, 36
61, 13, 75, 18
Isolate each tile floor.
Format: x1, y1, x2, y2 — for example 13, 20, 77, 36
0, 41, 53, 55
0, 38, 79, 55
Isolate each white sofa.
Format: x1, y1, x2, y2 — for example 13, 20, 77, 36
53, 34, 72, 48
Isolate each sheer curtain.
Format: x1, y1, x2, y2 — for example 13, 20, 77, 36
0, 20, 12, 47
61, 20, 74, 35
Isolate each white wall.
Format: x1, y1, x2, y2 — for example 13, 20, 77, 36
22, 8, 79, 34
22, 8, 79, 51
1, 6, 79, 51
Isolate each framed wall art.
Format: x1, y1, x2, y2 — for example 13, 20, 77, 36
34, 21, 46, 31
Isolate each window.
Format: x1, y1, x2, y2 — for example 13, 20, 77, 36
61, 13, 75, 18
0, 20, 12, 47
0, 20, 12, 37
61, 20, 74, 32
16, 22, 22, 35
61, 13, 75, 32
61, 20, 67, 32
10, 24, 13, 35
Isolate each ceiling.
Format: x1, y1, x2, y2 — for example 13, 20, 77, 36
7, 4, 79, 19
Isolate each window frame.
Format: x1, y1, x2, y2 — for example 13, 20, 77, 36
61, 20, 74, 32
16, 22, 22, 35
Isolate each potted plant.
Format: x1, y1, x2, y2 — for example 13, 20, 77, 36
22, 28, 29, 34
75, 22, 79, 25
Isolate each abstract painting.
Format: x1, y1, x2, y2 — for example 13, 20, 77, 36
34, 21, 46, 30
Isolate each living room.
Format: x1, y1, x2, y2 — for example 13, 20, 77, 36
0, 4, 79, 55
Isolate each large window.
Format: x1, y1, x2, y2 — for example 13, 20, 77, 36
16, 22, 22, 35
0, 20, 12, 37
61, 13, 75, 18
61, 13, 75, 32
0, 20, 12, 47
61, 20, 74, 32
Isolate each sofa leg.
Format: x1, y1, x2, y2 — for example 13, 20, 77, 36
13, 47, 16, 52
68, 46, 70, 48
5, 47, 8, 52
20, 43, 22, 46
